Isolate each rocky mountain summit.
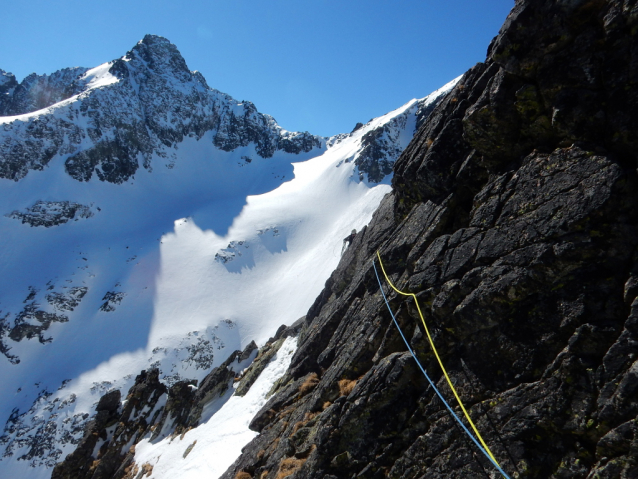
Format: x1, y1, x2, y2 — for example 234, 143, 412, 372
0, 34, 322, 184
213, 1, 638, 478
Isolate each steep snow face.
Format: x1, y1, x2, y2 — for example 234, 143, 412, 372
0, 35, 457, 478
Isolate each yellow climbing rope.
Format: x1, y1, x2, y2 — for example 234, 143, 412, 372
376, 250, 502, 468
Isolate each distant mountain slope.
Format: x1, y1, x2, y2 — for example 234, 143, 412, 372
0, 35, 455, 478
0, 35, 321, 183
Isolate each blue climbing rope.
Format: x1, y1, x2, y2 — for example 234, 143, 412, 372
372, 259, 510, 479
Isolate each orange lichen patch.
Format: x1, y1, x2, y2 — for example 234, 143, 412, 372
298, 373, 319, 396
275, 457, 306, 479
338, 379, 357, 397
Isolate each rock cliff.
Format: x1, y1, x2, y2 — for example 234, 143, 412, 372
220, 1, 638, 478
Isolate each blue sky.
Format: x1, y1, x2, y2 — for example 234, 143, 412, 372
1, 0, 513, 137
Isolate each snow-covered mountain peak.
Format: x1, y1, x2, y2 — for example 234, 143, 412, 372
0, 35, 323, 183
327, 77, 460, 184
128, 34, 191, 76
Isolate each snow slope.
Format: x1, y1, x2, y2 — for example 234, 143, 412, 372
134, 336, 298, 479
0, 37, 457, 478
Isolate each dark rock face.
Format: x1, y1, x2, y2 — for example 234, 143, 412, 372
6, 200, 95, 227
0, 67, 88, 117
0, 286, 89, 364
0, 35, 322, 184
99, 292, 126, 313
221, 1, 638, 478
8, 302, 68, 344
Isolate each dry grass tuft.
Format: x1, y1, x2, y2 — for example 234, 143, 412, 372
298, 373, 319, 396
141, 463, 154, 478
426, 138, 434, 148
322, 401, 332, 410
338, 379, 357, 397
125, 464, 138, 479
90, 459, 101, 471
257, 449, 266, 461
260, 470, 269, 479
291, 421, 305, 435
235, 472, 252, 479
267, 437, 281, 455
303, 411, 319, 421
296, 444, 317, 460
275, 457, 306, 479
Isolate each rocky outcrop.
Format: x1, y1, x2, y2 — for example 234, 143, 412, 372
49, 321, 311, 478
51, 370, 167, 479
0, 285, 90, 361
51, 339, 262, 478
354, 86, 455, 183
6, 200, 95, 227
221, 1, 638, 478
235, 319, 305, 397
0, 67, 89, 117
9, 302, 69, 344
0, 35, 322, 184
